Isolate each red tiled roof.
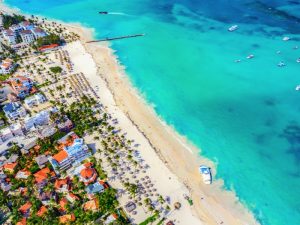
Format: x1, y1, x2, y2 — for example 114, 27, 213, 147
16, 218, 26, 225
52, 150, 68, 163
66, 193, 79, 202
59, 214, 75, 223
83, 198, 99, 211
3, 162, 18, 172
34, 168, 55, 183
59, 198, 68, 211
38, 44, 59, 52
54, 178, 69, 190
36, 206, 47, 217
19, 202, 32, 214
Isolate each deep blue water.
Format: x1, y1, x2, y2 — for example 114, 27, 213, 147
4, 0, 300, 224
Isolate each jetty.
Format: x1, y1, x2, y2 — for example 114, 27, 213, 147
86, 34, 145, 43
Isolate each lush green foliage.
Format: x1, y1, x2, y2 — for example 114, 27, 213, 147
36, 34, 61, 48
49, 66, 62, 74
2, 14, 25, 29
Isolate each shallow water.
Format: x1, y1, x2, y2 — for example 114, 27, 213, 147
5, 0, 300, 224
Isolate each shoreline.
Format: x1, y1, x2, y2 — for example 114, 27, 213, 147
1, 2, 258, 224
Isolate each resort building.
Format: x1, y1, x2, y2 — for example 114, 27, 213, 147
85, 180, 108, 196
10, 24, 23, 34
48, 132, 91, 173
79, 162, 97, 185
24, 93, 47, 108
0, 58, 16, 74
2, 29, 17, 45
9, 76, 35, 99
35, 154, 49, 168
19, 30, 35, 44
0, 127, 13, 142
23, 109, 51, 130
10, 122, 24, 136
3, 102, 27, 121
32, 28, 47, 39
19, 21, 34, 31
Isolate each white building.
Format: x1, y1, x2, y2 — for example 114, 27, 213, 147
24, 110, 50, 130
10, 123, 24, 136
0, 15, 3, 30
19, 21, 33, 31
10, 24, 23, 34
24, 93, 47, 108
2, 29, 17, 45
0, 58, 16, 75
32, 28, 47, 39
20, 30, 35, 44
0, 127, 13, 142
3, 102, 27, 121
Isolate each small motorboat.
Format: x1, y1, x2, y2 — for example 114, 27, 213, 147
282, 36, 290, 41
228, 25, 239, 32
246, 54, 254, 59
199, 165, 212, 184
296, 58, 300, 63
296, 85, 300, 91
277, 61, 286, 67
99, 11, 108, 14
235, 59, 241, 63
293, 46, 298, 50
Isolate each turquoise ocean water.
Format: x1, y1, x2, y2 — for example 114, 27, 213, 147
4, 0, 300, 224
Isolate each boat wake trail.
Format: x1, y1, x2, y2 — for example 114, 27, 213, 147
108, 12, 134, 17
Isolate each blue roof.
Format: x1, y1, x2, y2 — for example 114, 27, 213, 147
85, 181, 104, 194
3, 102, 18, 113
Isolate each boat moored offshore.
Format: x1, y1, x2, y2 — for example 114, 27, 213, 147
228, 25, 239, 32
199, 165, 212, 184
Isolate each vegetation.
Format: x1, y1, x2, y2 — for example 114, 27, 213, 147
49, 66, 62, 74
139, 213, 159, 225
36, 34, 61, 48
2, 14, 25, 29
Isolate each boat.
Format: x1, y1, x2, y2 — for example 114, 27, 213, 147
235, 59, 241, 63
296, 58, 300, 63
295, 85, 300, 91
99, 11, 108, 14
246, 54, 254, 59
199, 165, 212, 184
228, 25, 238, 32
277, 61, 286, 67
282, 36, 290, 41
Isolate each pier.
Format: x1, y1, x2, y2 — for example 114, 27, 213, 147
86, 34, 145, 43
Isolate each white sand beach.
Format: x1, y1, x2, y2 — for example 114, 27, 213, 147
63, 27, 258, 224
0, 2, 258, 224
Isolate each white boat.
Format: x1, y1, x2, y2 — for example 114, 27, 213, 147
296, 58, 300, 63
277, 61, 286, 67
282, 36, 290, 41
199, 165, 212, 184
228, 25, 238, 32
296, 85, 300, 91
246, 54, 254, 59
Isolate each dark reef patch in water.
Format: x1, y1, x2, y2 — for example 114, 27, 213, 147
280, 123, 300, 164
